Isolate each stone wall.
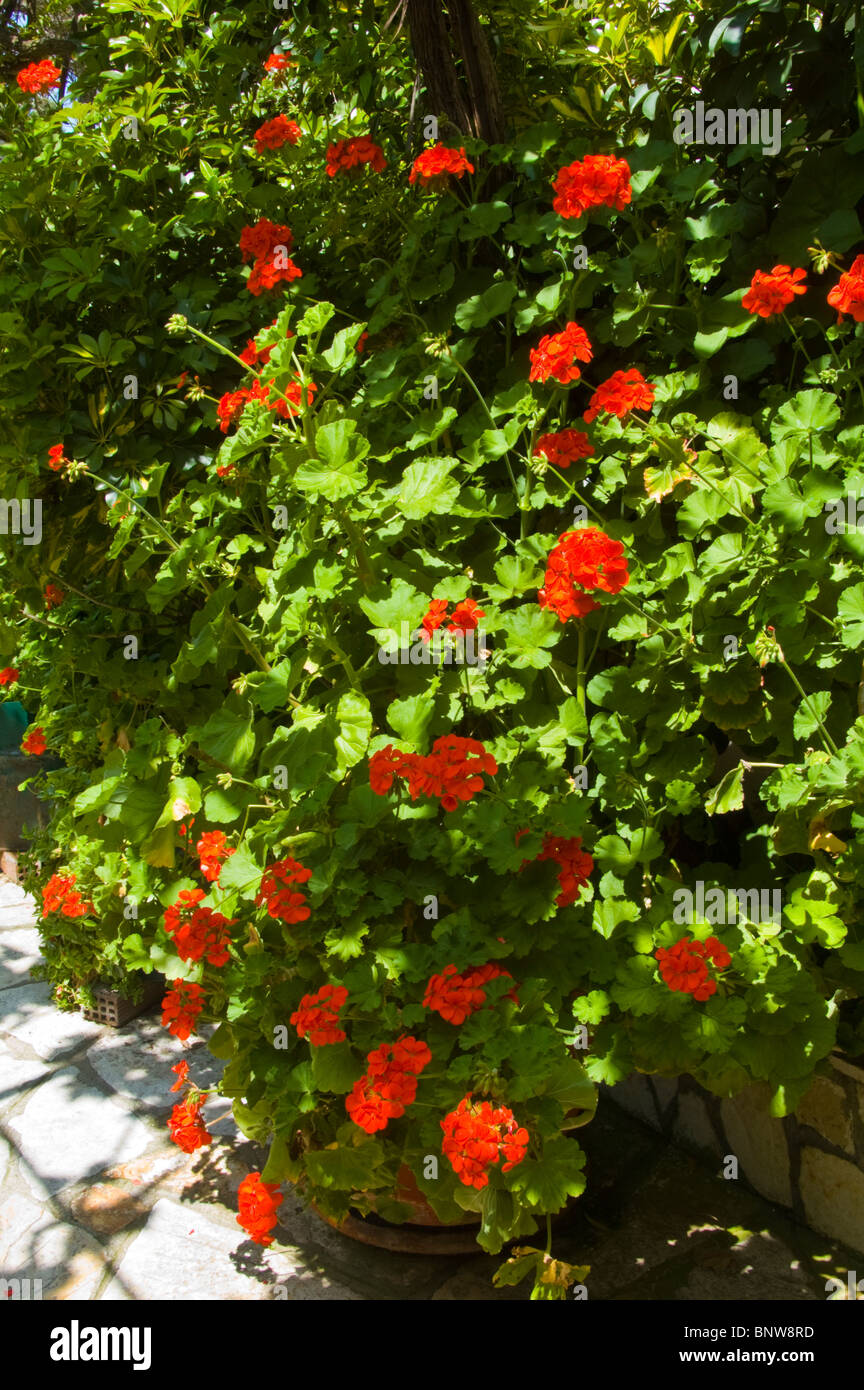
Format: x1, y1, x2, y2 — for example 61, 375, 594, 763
608, 1058, 864, 1255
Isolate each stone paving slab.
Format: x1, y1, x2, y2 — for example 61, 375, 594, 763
7, 1067, 156, 1195
0, 879, 37, 925
0, 927, 42, 989
88, 1017, 227, 1110
0, 981, 103, 1061
0, 1192, 108, 1299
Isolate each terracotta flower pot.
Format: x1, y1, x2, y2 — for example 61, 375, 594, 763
312, 1163, 482, 1254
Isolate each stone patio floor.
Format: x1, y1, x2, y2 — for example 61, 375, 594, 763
1, 874, 860, 1301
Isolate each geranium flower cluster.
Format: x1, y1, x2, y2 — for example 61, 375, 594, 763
196, 829, 235, 883
521, 833, 594, 907
419, 596, 485, 642
441, 1094, 530, 1188
254, 115, 302, 152
216, 375, 316, 432
655, 935, 731, 1001
828, 254, 864, 324
21, 726, 46, 755
325, 136, 386, 177
409, 143, 474, 187
239, 217, 302, 295
237, 1172, 284, 1247
255, 855, 312, 923
166, 1060, 212, 1152
44, 584, 64, 609
0, 665, 19, 686
552, 154, 632, 219
742, 264, 807, 318
529, 322, 592, 385
346, 1036, 432, 1134
583, 368, 655, 423
539, 526, 630, 622
42, 873, 94, 919
533, 429, 594, 468
369, 734, 498, 812
161, 980, 205, 1041
16, 59, 61, 94
167, 1094, 212, 1153
263, 53, 292, 76
290, 983, 349, 1045
423, 963, 516, 1025
163, 888, 234, 967
48, 443, 71, 471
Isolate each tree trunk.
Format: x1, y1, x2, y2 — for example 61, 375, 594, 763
404, 0, 503, 144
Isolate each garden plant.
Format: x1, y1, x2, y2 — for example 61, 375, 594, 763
2, 0, 864, 1298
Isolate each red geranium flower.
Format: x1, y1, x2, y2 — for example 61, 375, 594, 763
529, 322, 593, 385
419, 597, 449, 643
254, 115, 302, 152
237, 1172, 284, 1246
47, 443, 71, 471
441, 1094, 529, 1188
539, 526, 630, 622
161, 981, 205, 1041
290, 984, 349, 1046
255, 856, 312, 923
263, 53, 292, 76
0, 666, 19, 686
21, 726, 46, 755
196, 829, 235, 884
16, 59, 61, 94
325, 136, 386, 178
827, 254, 864, 324
369, 735, 497, 812
533, 833, 594, 906
170, 1060, 190, 1092
168, 1097, 212, 1154
533, 429, 594, 468
423, 963, 516, 1025
742, 265, 807, 318
356, 330, 369, 354
655, 935, 731, 1001
409, 144, 474, 187
447, 597, 485, 635
552, 154, 632, 219
44, 584, 64, 609
346, 1036, 431, 1134
583, 368, 654, 423
41, 872, 94, 918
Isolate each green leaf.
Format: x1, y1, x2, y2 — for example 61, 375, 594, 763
397, 457, 460, 519
793, 691, 831, 741
295, 301, 336, 337
773, 390, 841, 439
705, 765, 745, 815
611, 957, 660, 1015
304, 1141, 390, 1191
386, 693, 435, 745
191, 709, 256, 773
507, 1137, 587, 1211
334, 691, 372, 778
499, 606, 560, 669
310, 1041, 364, 1095
217, 842, 262, 899
454, 280, 517, 329
837, 584, 864, 648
